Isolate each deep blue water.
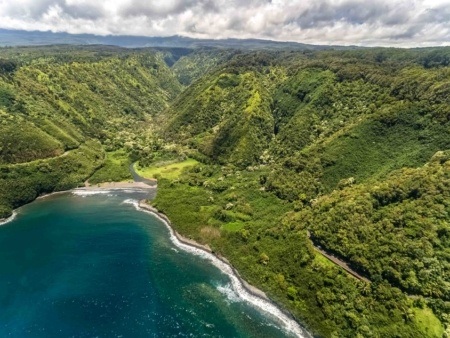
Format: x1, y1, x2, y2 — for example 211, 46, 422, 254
0, 190, 302, 337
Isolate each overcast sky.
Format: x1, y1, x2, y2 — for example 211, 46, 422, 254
0, 0, 448, 47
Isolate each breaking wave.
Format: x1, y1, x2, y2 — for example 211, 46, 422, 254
72, 188, 149, 197
0, 211, 17, 226
216, 283, 241, 303
122, 199, 140, 209
135, 202, 311, 338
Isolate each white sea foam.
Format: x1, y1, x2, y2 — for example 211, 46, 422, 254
122, 199, 140, 210
72, 188, 149, 197
136, 205, 310, 338
216, 283, 241, 303
0, 211, 17, 226
72, 189, 115, 196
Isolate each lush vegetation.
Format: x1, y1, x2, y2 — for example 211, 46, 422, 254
172, 49, 238, 85
1, 44, 450, 337
299, 152, 450, 296
153, 47, 450, 337
88, 149, 132, 184
0, 140, 103, 218
0, 45, 182, 217
153, 164, 442, 337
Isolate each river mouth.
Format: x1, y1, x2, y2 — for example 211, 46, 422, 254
129, 163, 158, 186
0, 190, 306, 337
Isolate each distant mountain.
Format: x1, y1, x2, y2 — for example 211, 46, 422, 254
0, 28, 358, 50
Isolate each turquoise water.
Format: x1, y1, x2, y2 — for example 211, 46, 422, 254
0, 190, 306, 337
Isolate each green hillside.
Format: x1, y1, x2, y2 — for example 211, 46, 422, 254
154, 48, 450, 337
1, 45, 450, 337
0, 46, 182, 218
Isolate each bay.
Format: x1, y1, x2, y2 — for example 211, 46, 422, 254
0, 189, 305, 337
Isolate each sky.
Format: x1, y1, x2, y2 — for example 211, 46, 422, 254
0, 0, 449, 47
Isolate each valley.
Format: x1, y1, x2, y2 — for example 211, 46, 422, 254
0, 44, 449, 337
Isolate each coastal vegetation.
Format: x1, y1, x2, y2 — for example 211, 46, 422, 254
1, 44, 450, 337
0, 141, 103, 217
0, 46, 181, 217
87, 149, 132, 184
153, 47, 450, 337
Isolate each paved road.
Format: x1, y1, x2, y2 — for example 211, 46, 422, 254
307, 231, 371, 283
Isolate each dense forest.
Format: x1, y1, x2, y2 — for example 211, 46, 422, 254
1, 44, 449, 337
0, 46, 182, 216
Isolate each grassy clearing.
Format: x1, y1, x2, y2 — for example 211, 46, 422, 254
413, 307, 444, 338
221, 221, 245, 232
135, 158, 199, 180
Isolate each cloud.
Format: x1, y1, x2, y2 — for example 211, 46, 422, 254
0, 0, 57, 19
61, 2, 105, 20
119, 0, 196, 18
0, 0, 105, 20
0, 0, 448, 47
291, 1, 408, 28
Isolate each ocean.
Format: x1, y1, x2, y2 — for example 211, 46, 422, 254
0, 189, 308, 337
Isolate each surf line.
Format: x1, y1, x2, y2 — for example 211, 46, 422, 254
0, 211, 17, 226
134, 200, 311, 338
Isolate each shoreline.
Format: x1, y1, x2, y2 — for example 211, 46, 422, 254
1, 190, 71, 225
0, 211, 17, 226
137, 201, 270, 300
137, 200, 311, 338
1, 181, 155, 223
1, 183, 310, 337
